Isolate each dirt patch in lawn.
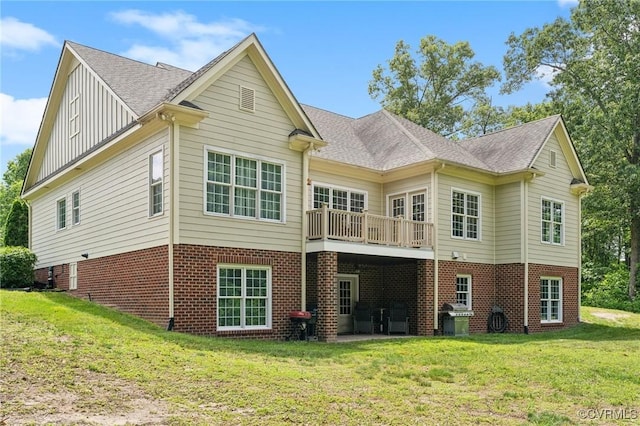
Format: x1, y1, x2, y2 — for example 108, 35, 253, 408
590, 311, 631, 322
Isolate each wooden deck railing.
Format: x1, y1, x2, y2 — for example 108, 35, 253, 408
306, 205, 433, 248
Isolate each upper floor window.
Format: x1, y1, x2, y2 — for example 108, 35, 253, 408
456, 274, 472, 309
541, 198, 563, 245
206, 150, 283, 222
149, 151, 163, 216
56, 198, 66, 230
389, 190, 427, 221
69, 94, 80, 139
312, 184, 367, 212
451, 189, 480, 240
72, 190, 81, 225
540, 277, 562, 323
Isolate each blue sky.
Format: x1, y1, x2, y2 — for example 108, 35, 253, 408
0, 1, 577, 177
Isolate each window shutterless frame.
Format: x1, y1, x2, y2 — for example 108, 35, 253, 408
311, 182, 368, 212
217, 264, 272, 331
149, 149, 164, 217
71, 190, 81, 225
540, 276, 562, 323
56, 197, 67, 230
451, 188, 481, 241
541, 197, 564, 245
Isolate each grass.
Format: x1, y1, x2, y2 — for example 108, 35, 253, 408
1, 291, 639, 425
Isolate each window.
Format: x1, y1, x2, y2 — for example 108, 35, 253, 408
313, 184, 367, 212
69, 262, 78, 290
206, 150, 283, 221
217, 266, 271, 330
540, 277, 562, 323
56, 198, 66, 230
541, 198, 563, 245
388, 190, 428, 221
455, 274, 472, 309
452, 190, 480, 240
69, 94, 80, 138
149, 151, 163, 216
391, 196, 405, 218
72, 190, 81, 225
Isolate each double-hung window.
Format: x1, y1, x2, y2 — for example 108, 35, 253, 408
206, 150, 283, 221
72, 190, 81, 225
540, 277, 562, 323
56, 198, 66, 230
541, 198, 563, 245
452, 189, 480, 240
312, 184, 366, 212
456, 274, 472, 309
149, 151, 163, 216
217, 265, 271, 330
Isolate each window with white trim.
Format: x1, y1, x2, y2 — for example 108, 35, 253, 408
217, 265, 271, 330
540, 277, 562, 323
388, 190, 428, 221
206, 151, 283, 221
149, 151, 163, 216
69, 262, 78, 290
455, 274, 472, 309
312, 184, 366, 212
451, 189, 480, 240
56, 198, 66, 230
541, 198, 563, 245
72, 190, 81, 225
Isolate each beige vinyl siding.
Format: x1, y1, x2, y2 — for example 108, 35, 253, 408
495, 181, 522, 263
384, 174, 432, 221
527, 133, 580, 267
31, 130, 169, 267
178, 55, 303, 252
436, 172, 495, 263
309, 170, 383, 215
38, 62, 135, 181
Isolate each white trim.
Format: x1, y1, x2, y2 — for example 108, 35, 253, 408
306, 239, 434, 260
56, 197, 67, 231
69, 262, 78, 290
450, 187, 482, 241
71, 188, 81, 226
386, 187, 429, 221
540, 276, 563, 323
540, 196, 565, 246
216, 264, 272, 331
310, 181, 368, 212
203, 145, 287, 224
148, 148, 164, 218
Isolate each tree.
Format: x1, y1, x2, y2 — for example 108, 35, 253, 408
0, 148, 31, 244
3, 199, 28, 247
369, 35, 501, 138
502, 0, 640, 300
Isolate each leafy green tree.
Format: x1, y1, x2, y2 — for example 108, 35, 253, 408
0, 148, 31, 244
4, 199, 29, 247
369, 35, 501, 138
502, 0, 640, 300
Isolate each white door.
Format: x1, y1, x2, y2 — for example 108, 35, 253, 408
337, 275, 358, 334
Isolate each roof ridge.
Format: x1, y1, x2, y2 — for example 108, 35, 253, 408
464, 114, 561, 142
380, 110, 436, 158
66, 40, 180, 73
301, 103, 357, 120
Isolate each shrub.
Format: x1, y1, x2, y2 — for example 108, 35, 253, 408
0, 246, 37, 288
582, 264, 640, 313
3, 199, 29, 247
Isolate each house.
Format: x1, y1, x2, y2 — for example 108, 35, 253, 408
22, 34, 592, 342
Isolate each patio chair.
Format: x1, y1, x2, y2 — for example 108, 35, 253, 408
353, 301, 374, 334
387, 301, 409, 335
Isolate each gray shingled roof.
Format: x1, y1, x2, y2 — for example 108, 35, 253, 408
458, 115, 561, 173
67, 41, 193, 116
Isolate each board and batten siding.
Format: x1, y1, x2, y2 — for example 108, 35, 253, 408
177, 55, 303, 252
31, 129, 169, 267
436, 173, 495, 264
384, 174, 432, 222
38, 61, 136, 181
494, 181, 522, 264
308, 170, 383, 215
527, 133, 581, 268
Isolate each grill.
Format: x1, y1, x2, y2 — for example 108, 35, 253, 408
441, 303, 474, 336
287, 310, 316, 341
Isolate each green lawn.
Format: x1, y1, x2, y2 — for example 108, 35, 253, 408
1, 291, 639, 425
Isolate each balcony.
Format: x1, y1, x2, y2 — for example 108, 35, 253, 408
306, 205, 433, 249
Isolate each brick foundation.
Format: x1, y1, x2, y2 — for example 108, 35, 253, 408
527, 264, 579, 333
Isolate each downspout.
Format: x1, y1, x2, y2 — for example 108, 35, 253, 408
301, 142, 314, 310
577, 190, 585, 323
160, 113, 177, 330
523, 173, 536, 334
432, 163, 444, 334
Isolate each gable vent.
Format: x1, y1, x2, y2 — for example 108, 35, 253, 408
550, 149, 557, 168
239, 86, 255, 112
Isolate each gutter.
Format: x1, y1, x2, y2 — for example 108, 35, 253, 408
160, 112, 177, 330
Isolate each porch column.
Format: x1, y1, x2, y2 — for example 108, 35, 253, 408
416, 259, 435, 335
317, 251, 338, 342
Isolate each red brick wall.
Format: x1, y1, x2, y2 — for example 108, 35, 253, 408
437, 261, 495, 334
383, 262, 418, 334
316, 251, 338, 342
495, 264, 526, 333
527, 264, 579, 333
417, 259, 435, 335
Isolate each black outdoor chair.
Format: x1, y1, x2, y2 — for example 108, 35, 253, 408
387, 301, 409, 335
353, 301, 374, 334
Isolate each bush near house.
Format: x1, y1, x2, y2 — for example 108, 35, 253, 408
0, 246, 37, 288
3, 199, 29, 248
582, 263, 640, 313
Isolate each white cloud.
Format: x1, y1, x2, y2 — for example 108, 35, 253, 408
0, 93, 47, 146
0, 17, 58, 51
535, 64, 560, 87
558, 0, 579, 8
110, 9, 264, 71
